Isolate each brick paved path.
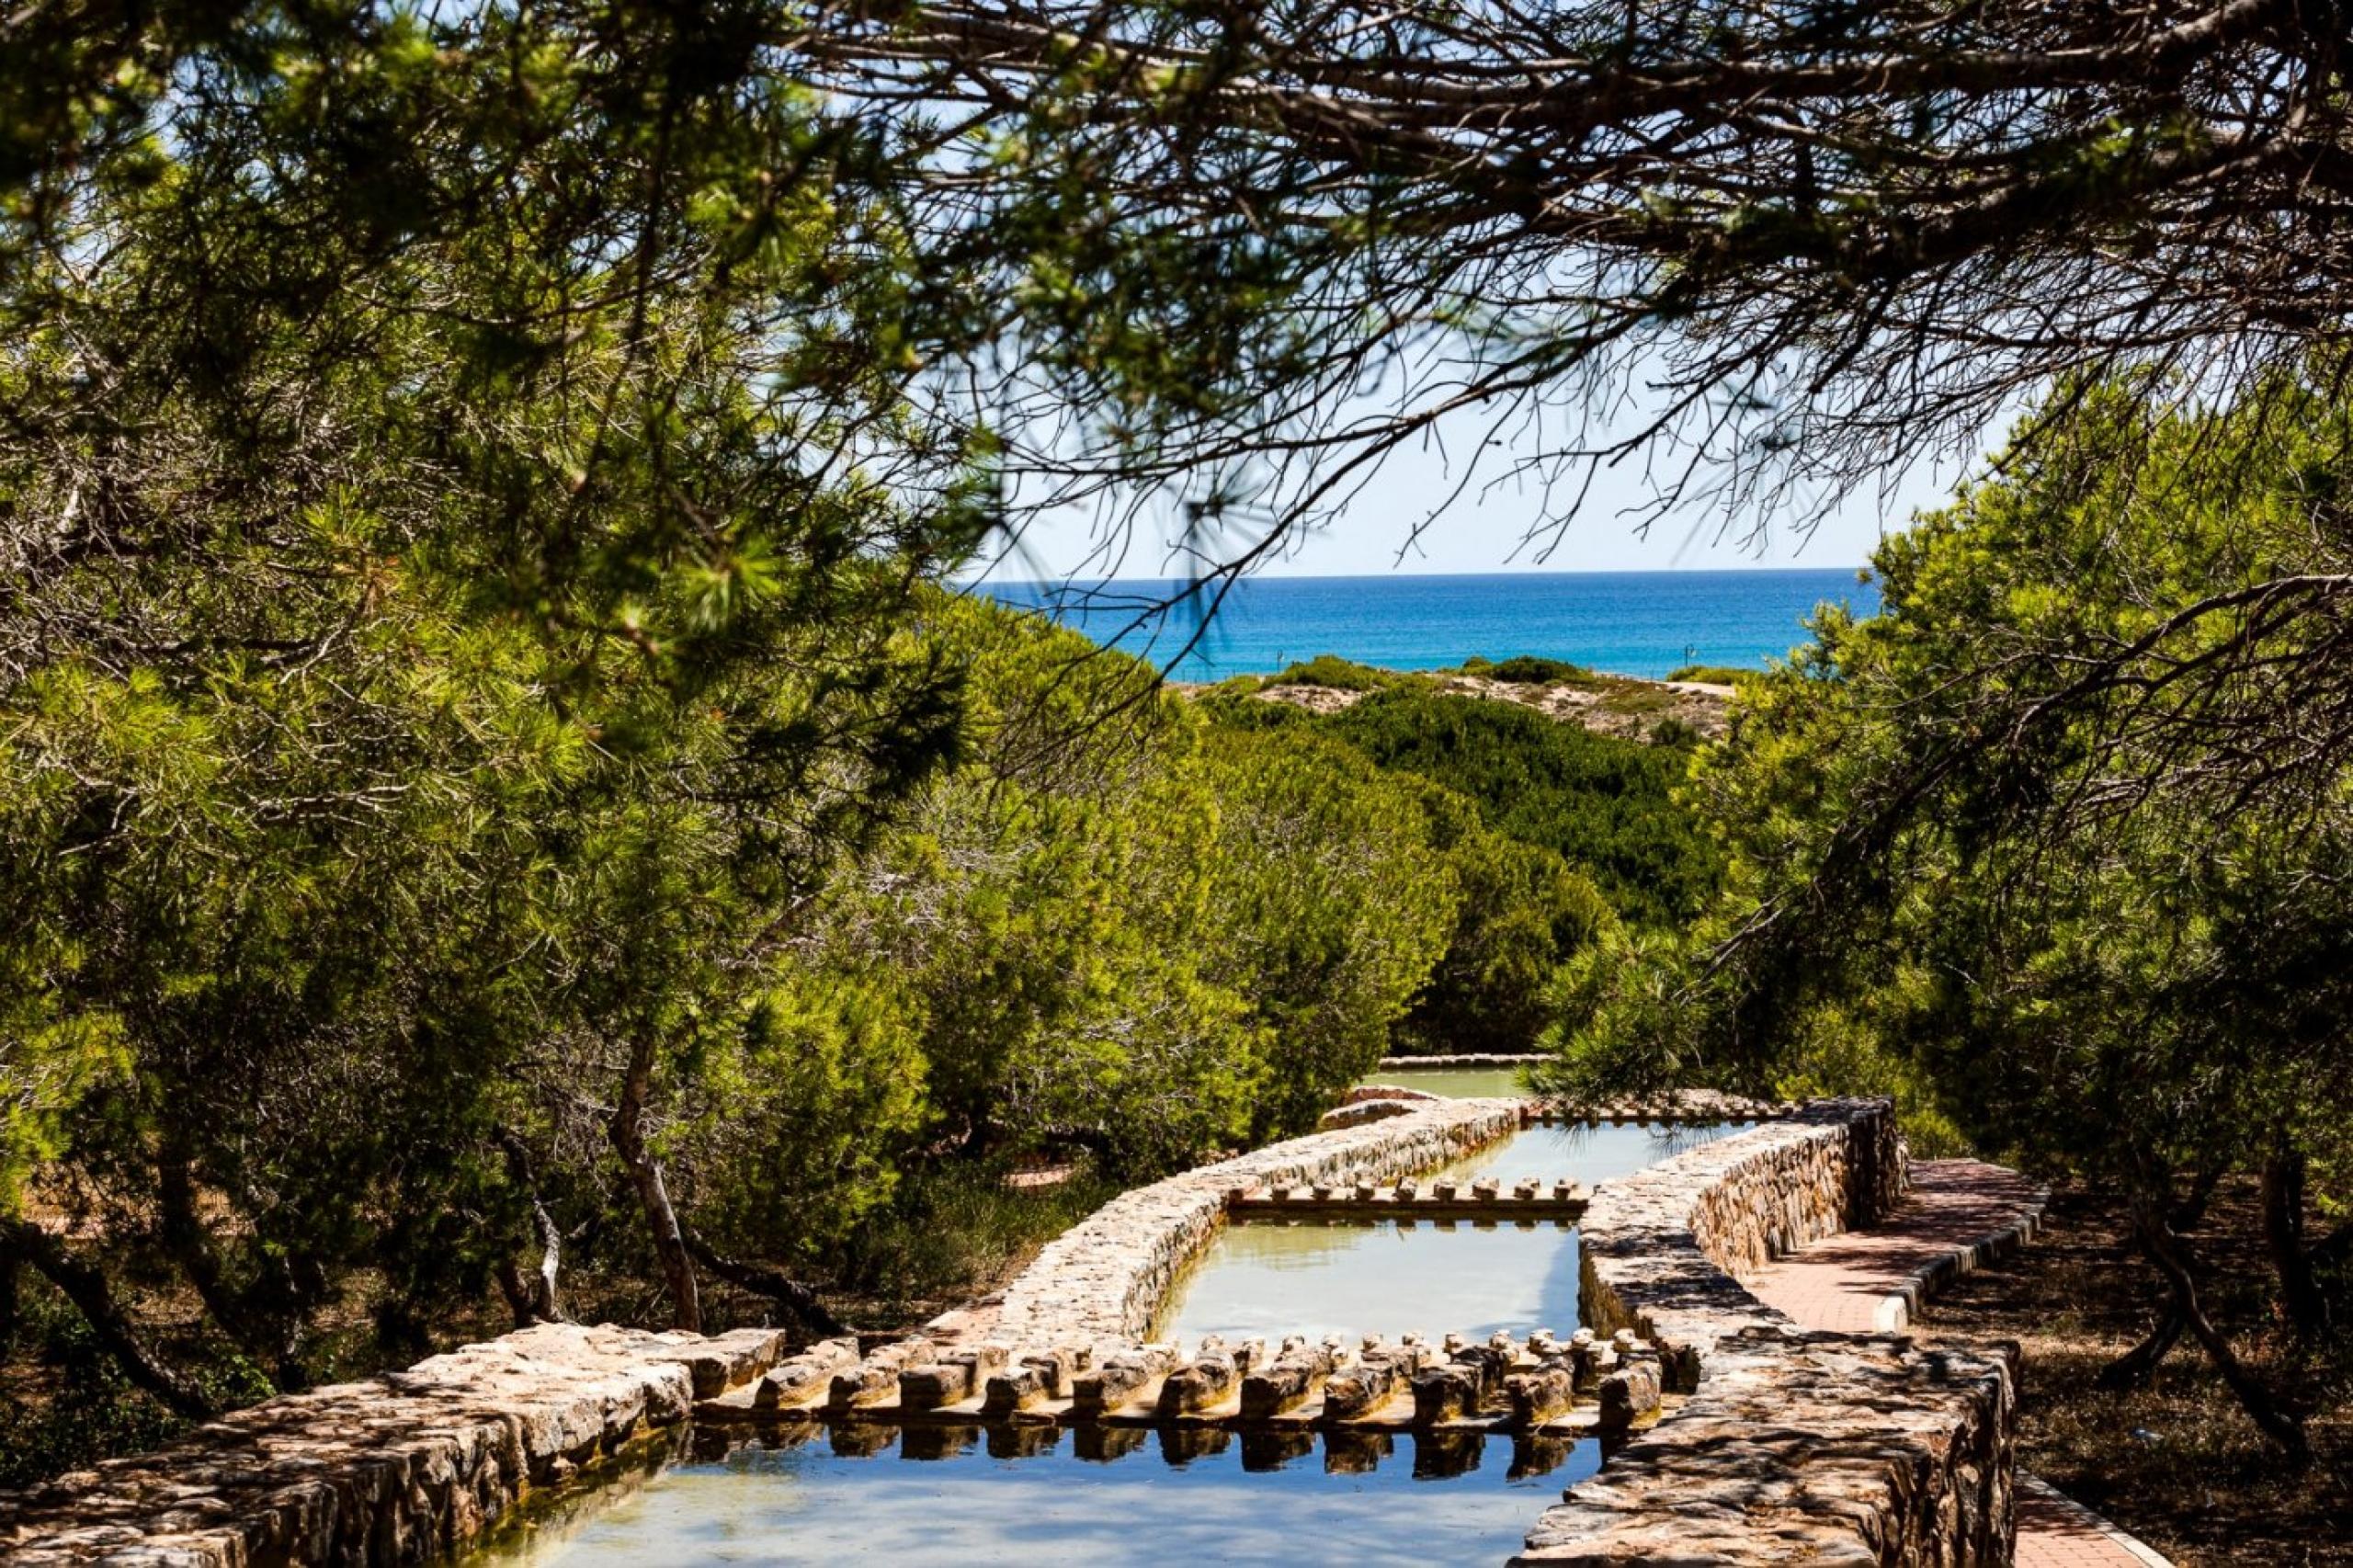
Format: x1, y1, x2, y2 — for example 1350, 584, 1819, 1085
1745, 1159, 2170, 1568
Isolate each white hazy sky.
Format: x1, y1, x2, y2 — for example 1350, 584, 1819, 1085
970, 399, 1976, 582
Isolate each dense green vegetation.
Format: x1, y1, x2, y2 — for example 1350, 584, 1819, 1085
1196, 678, 1715, 1051
0, 0, 1636, 1477
1319, 693, 1717, 931
6, 0, 2347, 1531
1263, 653, 1404, 691
2, 529, 1659, 1477
1465, 655, 1593, 685
1547, 383, 2353, 1463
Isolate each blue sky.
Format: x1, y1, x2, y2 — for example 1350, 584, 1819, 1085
969, 398, 1973, 582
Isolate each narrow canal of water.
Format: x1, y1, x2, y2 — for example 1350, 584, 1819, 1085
479, 1425, 1598, 1566
1435, 1119, 1756, 1187
1348, 1064, 1529, 1098
1150, 1120, 1745, 1348
473, 1110, 1735, 1562
1154, 1219, 1580, 1344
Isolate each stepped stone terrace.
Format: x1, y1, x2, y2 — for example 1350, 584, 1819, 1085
0, 1086, 2073, 1565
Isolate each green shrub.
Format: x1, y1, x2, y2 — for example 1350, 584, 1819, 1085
1323, 691, 1720, 930
1664, 665, 1761, 685
1482, 655, 1592, 685
831, 1161, 1122, 1321
1267, 653, 1394, 690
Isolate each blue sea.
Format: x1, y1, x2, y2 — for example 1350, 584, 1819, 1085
979, 568, 1876, 681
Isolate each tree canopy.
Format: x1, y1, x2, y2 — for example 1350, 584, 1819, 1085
1547, 379, 2353, 1460
781, 0, 2353, 568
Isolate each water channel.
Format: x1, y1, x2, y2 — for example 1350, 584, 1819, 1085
472, 1080, 1730, 1565
480, 1425, 1598, 1566
1349, 1064, 1530, 1099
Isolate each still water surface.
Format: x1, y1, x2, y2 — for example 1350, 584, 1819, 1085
1154, 1219, 1582, 1345
1350, 1065, 1530, 1098
1435, 1120, 1755, 1187
483, 1426, 1596, 1566
1153, 1120, 1749, 1346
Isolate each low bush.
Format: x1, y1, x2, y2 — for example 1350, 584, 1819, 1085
1481, 654, 1592, 685
1664, 664, 1761, 684
1267, 653, 1395, 690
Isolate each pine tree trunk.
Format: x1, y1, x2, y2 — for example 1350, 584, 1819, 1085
2260, 1140, 2330, 1341
2133, 1202, 2310, 1465
680, 1227, 847, 1336
2094, 1304, 2185, 1391
495, 1130, 563, 1324
0, 1217, 214, 1417
609, 1040, 699, 1332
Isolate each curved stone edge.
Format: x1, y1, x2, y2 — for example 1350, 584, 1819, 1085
2018, 1473, 2175, 1567
0, 1322, 786, 1567
983, 1097, 1528, 1349
1376, 1053, 1551, 1069
1570, 1099, 1908, 1387
1517, 1100, 2024, 1566
1873, 1180, 2051, 1333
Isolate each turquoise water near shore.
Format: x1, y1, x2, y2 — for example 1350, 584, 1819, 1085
979, 568, 1876, 681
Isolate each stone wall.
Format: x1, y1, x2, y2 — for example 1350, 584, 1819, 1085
988, 1096, 1525, 1347
1576, 1099, 1905, 1388
1374, 1052, 1550, 1069
0, 1322, 785, 1566
1521, 1100, 2020, 1566
1518, 1327, 2017, 1566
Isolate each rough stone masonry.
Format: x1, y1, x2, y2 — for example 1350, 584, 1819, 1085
1519, 1100, 2020, 1566
0, 1322, 786, 1565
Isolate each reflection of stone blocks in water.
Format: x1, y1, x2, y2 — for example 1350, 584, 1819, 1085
1240, 1428, 1315, 1471
1323, 1429, 1393, 1473
1413, 1428, 1485, 1479
985, 1422, 1061, 1460
1510, 1433, 1574, 1482
1073, 1425, 1149, 1463
827, 1422, 894, 1459
899, 1424, 979, 1461
1157, 1424, 1231, 1464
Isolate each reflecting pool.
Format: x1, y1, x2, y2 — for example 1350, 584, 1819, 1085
1154, 1219, 1581, 1345
479, 1424, 1597, 1566
1436, 1120, 1755, 1188
1348, 1065, 1529, 1099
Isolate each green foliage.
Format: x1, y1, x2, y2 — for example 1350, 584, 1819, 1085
1560, 379, 2353, 1209
1476, 655, 1593, 685
1321, 691, 1721, 930
1396, 796, 1615, 1056
1196, 729, 1460, 1136
828, 1161, 1122, 1321
667, 971, 931, 1267
1267, 653, 1402, 690
1664, 665, 1762, 685
0, 0, 1000, 1421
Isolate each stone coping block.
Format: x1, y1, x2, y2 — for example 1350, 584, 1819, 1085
0, 1322, 782, 1566
1574, 1099, 1905, 1387
1515, 1328, 2018, 1566
1524, 1100, 2027, 1566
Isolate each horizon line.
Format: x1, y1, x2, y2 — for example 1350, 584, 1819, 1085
961, 562, 1873, 587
